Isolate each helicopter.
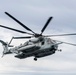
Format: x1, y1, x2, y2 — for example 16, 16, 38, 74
0, 12, 76, 61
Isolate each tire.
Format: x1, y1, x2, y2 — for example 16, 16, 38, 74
34, 57, 37, 61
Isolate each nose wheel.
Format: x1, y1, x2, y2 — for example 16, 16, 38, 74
34, 57, 37, 61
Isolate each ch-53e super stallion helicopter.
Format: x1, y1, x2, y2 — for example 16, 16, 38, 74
0, 12, 76, 61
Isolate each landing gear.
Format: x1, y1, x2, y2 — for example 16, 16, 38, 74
60, 49, 62, 52
34, 57, 37, 61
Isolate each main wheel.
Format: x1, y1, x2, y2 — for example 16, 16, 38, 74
34, 57, 37, 61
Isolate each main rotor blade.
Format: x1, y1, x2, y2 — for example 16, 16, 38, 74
44, 33, 76, 37
13, 36, 32, 39
5, 12, 35, 34
0, 25, 33, 35
41, 17, 53, 34
54, 40, 76, 46
9, 36, 32, 44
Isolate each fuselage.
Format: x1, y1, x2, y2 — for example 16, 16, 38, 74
9, 37, 58, 59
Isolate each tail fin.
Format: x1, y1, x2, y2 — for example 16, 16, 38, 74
0, 40, 12, 57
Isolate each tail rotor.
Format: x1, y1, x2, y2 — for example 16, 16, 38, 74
0, 40, 12, 57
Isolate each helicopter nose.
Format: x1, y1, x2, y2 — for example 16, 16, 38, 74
51, 45, 58, 50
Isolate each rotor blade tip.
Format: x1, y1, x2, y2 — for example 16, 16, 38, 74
50, 17, 53, 19
5, 12, 9, 15
5, 12, 7, 14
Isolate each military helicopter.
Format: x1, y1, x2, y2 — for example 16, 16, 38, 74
0, 12, 76, 61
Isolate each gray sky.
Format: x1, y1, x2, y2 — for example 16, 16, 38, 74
0, 0, 76, 75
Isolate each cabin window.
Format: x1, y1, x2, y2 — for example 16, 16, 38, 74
41, 41, 44, 45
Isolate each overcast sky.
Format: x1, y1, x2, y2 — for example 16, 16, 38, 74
0, 0, 76, 75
